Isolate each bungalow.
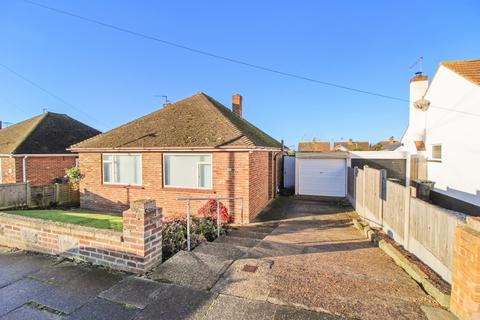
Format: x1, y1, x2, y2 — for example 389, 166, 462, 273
401, 59, 480, 209
0, 112, 100, 185
70, 92, 283, 223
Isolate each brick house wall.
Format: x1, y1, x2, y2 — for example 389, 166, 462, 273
24, 156, 77, 185
0, 156, 77, 186
79, 150, 279, 223
0, 157, 17, 184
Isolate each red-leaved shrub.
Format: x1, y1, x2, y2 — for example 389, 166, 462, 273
197, 200, 231, 224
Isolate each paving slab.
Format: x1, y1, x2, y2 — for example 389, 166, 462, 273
204, 294, 276, 320
273, 306, 343, 320
0, 278, 52, 317
99, 276, 167, 309
0, 304, 63, 320
0, 253, 53, 288
148, 251, 231, 290
136, 284, 217, 320
30, 261, 88, 286
215, 235, 260, 248
231, 225, 277, 234
193, 242, 249, 261
32, 267, 124, 314
211, 258, 274, 301
67, 298, 139, 320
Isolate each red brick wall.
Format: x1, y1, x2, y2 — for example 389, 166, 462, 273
248, 151, 271, 221
0, 199, 162, 273
0, 157, 16, 184
79, 151, 259, 222
451, 218, 480, 320
24, 156, 77, 185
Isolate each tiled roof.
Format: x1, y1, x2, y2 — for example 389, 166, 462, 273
71, 92, 281, 150
0, 112, 100, 154
441, 59, 480, 86
297, 142, 330, 152
333, 141, 370, 151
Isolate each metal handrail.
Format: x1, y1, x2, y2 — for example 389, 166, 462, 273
176, 197, 244, 251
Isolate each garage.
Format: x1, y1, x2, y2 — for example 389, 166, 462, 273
295, 152, 347, 197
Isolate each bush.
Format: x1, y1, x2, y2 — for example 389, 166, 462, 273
65, 166, 82, 187
162, 216, 227, 261
197, 200, 232, 224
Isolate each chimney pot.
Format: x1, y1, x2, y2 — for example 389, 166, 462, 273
232, 94, 242, 117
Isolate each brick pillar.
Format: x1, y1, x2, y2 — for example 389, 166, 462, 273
451, 216, 480, 320
122, 199, 162, 272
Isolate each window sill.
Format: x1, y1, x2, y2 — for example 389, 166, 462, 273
163, 187, 214, 193
102, 184, 144, 189
427, 159, 442, 163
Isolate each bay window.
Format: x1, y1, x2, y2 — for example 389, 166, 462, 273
102, 154, 142, 185
164, 154, 212, 189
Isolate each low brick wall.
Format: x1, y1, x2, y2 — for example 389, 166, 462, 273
451, 216, 480, 320
0, 199, 162, 274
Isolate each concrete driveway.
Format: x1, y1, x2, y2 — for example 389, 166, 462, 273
0, 197, 439, 319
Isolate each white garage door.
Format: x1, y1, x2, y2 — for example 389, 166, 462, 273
298, 159, 346, 197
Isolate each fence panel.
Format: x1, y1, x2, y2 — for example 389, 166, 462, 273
382, 180, 406, 243
354, 168, 364, 215
30, 185, 56, 208
409, 197, 465, 279
57, 184, 80, 205
0, 183, 28, 209
363, 167, 382, 225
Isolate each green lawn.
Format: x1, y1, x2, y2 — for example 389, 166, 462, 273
5, 209, 123, 231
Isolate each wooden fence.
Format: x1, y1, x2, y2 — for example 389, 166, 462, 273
0, 183, 79, 210
349, 166, 466, 283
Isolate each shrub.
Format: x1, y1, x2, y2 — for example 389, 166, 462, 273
197, 200, 232, 224
162, 216, 227, 261
65, 166, 82, 187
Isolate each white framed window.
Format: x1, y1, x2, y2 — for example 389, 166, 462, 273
164, 154, 212, 189
102, 154, 142, 186
431, 144, 442, 160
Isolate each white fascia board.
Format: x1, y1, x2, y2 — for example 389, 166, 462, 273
348, 151, 407, 159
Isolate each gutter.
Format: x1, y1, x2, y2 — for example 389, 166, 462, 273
68, 147, 283, 153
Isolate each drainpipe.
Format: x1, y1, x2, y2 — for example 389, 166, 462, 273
22, 156, 28, 182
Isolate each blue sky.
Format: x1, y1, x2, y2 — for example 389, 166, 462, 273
1, 0, 479, 149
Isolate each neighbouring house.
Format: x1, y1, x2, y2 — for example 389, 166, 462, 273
333, 139, 370, 151
0, 112, 100, 185
371, 136, 401, 151
70, 92, 283, 223
401, 59, 480, 209
297, 140, 330, 152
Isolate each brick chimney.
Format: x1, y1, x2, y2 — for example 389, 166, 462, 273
232, 94, 242, 117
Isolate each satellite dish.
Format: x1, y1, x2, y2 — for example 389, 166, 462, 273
414, 98, 430, 111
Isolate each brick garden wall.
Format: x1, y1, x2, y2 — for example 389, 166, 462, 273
0, 199, 162, 273
451, 216, 480, 320
78, 151, 276, 223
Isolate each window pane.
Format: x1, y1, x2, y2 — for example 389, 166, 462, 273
165, 155, 212, 188
103, 155, 113, 162
103, 161, 113, 183
432, 145, 442, 159
198, 163, 212, 188
114, 155, 141, 185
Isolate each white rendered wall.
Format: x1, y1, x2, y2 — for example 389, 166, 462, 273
423, 66, 480, 206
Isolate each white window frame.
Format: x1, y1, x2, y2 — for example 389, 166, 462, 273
431, 144, 442, 161
163, 153, 213, 190
102, 153, 142, 186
